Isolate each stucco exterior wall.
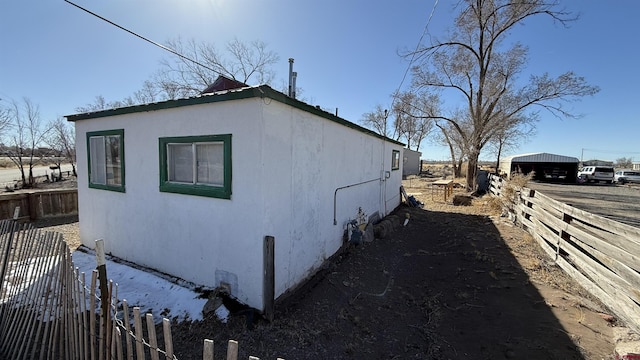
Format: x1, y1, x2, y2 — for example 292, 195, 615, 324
259, 102, 402, 299
402, 148, 422, 177
74, 96, 402, 310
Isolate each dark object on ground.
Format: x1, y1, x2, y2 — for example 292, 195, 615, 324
406, 195, 423, 208
453, 194, 473, 206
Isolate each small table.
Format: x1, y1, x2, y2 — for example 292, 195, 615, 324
432, 179, 454, 202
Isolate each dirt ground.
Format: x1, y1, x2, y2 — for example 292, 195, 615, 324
24, 173, 627, 359
164, 176, 622, 360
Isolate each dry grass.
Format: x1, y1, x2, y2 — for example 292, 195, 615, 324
402, 175, 501, 217
488, 172, 533, 217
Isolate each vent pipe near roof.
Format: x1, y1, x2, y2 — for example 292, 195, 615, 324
291, 71, 297, 99
288, 58, 294, 97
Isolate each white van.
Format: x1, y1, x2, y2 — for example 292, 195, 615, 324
577, 166, 614, 183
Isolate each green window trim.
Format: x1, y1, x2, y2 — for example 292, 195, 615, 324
86, 129, 125, 192
159, 134, 232, 199
391, 150, 400, 170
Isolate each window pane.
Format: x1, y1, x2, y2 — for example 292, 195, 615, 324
196, 143, 224, 186
392, 150, 400, 170
105, 135, 122, 186
159, 134, 231, 199
90, 136, 106, 185
87, 129, 125, 192
168, 144, 194, 183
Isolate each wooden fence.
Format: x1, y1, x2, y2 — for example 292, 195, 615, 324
0, 189, 78, 221
0, 219, 284, 360
489, 175, 640, 334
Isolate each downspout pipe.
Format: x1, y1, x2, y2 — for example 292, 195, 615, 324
333, 178, 381, 225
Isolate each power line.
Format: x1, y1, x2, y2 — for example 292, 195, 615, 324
63, 0, 218, 73
582, 148, 640, 155
390, 0, 439, 112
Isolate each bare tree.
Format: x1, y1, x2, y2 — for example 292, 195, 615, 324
75, 38, 280, 112
389, 96, 409, 142
3, 98, 52, 188
80, 95, 108, 112
0, 105, 13, 137
487, 114, 536, 174
47, 117, 76, 179
434, 116, 469, 178
408, 0, 599, 190
392, 91, 435, 151
154, 37, 280, 99
615, 157, 633, 169
361, 91, 435, 152
132, 80, 161, 104
361, 105, 390, 137
75, 95, 135, 113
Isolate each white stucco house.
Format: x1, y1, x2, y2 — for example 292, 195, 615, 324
66, 84, 404, 311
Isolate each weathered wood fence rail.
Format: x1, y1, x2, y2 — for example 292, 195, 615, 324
0, 189, 78, 221
0, 219, 283, 359
489, 175, 640, 333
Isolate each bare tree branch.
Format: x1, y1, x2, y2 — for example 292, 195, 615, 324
47, 117, 77, 178
76, 38, 280, 110
360, 105, 389, 137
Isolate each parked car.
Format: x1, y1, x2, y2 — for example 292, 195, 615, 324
614, 170, 640, 184
543, 167, 568, 180
577, 166, 614, 183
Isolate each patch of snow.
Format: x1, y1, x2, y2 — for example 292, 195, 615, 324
72, 250, 207, 323
215, 304, 229, 323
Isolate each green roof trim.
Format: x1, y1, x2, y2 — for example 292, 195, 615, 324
65, 85, 405, 146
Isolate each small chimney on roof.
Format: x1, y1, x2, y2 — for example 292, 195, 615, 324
291, 71, 297, 99
288, 58, 296, 99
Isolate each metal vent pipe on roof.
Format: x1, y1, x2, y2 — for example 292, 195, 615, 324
292, 71, 297, 99
288, 58, 294, 97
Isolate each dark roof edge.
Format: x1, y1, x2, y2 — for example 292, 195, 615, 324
65, 85, 405, 147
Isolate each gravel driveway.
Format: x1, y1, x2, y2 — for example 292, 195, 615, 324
32, 215, 80, 249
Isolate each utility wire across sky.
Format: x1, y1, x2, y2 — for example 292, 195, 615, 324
64, 0, 218, 74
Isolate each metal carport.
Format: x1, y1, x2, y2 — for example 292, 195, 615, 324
499, 152, 579, 183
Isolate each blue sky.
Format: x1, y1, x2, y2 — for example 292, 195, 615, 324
1, 1, 638, 162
